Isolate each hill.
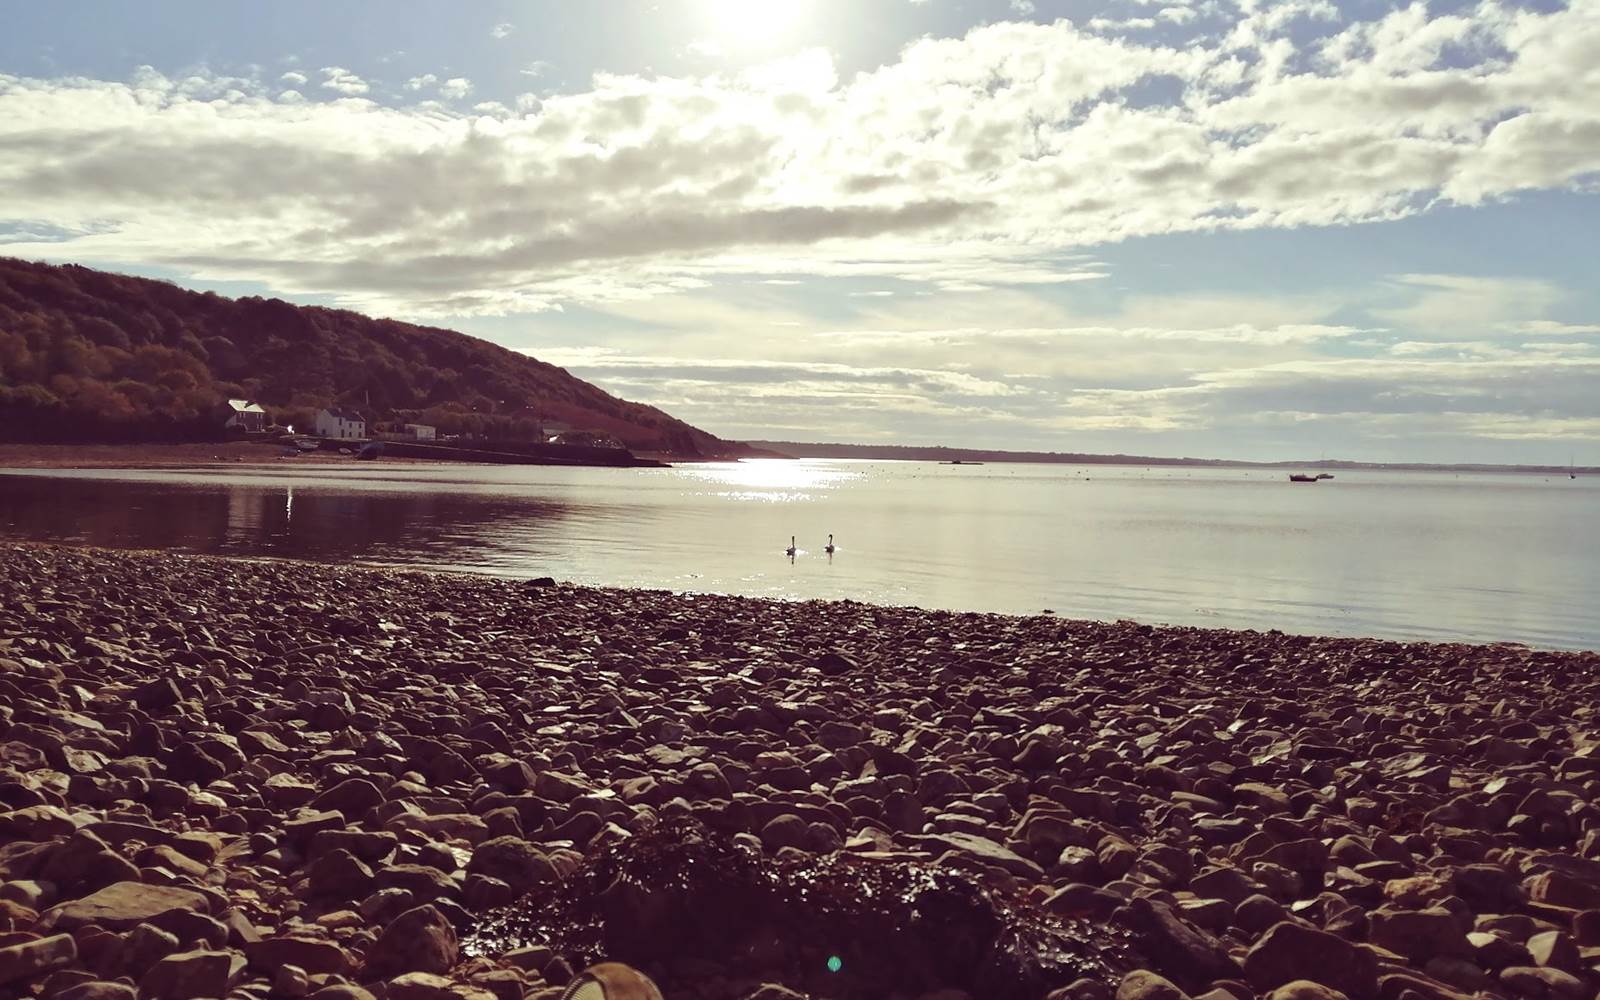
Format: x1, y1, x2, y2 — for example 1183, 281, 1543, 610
0, 257, 743, 455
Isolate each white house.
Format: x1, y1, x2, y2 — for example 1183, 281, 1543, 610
221, 399, 267, 433
403, 423, 436, 441
314, 408, 367, 440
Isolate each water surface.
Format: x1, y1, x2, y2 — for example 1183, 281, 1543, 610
1, 461, 1595, 649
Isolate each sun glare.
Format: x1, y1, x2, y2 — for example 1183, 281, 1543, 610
700, 0, 810, 46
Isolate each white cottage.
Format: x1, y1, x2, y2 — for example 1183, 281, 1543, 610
314, 408, 367, 440
221, 399, 267, 433
403, 423, 437, 441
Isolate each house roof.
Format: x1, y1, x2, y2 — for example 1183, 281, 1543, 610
321, 407, 366, 421
226, 399, 266, 414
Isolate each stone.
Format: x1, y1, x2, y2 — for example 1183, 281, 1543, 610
245, 935, 352, 976
1243, 921, 1378, 1000
1525, 929, 1580, 974
1266, 984, 1350, 1000
465, 837, 557, 896
138, 948, 247, 1000
308, 848, 375, 899
1367, 908, 1472, 963
53, 983, 137, 1000
1122, 897, 1241, 989
1116, 970, 1191, 1000
0, 933, 77, 985
363, 904, 458, 978
1498, 965, 1587, 998
44, 882, 210, 931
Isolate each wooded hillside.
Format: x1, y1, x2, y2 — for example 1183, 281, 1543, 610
0, 257, 739, 455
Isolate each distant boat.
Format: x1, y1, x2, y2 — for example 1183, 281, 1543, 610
1289, 474, 1318, 483
1316, 473, 1335, 480
941, 460, 985, 466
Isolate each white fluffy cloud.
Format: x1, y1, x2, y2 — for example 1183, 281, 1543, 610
0, 3, 1596, 316
318, 67, 368, 95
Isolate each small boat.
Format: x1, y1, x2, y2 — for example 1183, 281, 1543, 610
1288, 474, 1318, 483
357, 442, 385, 460
940, 460, 985, 466
1316, 473, 1334, 480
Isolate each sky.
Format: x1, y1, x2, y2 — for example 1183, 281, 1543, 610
1, 0, 1597, 463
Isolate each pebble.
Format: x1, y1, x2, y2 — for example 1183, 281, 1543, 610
0, 543, 1595, 999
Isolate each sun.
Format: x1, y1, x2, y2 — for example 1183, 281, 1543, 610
699, 0, 811, 47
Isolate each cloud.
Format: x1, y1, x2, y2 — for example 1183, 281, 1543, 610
1011, 0, 1037, 13
318, 67, 368, 95
491, 23, 514, 40
0, 2, 1595, 320
280, 71, 308, 85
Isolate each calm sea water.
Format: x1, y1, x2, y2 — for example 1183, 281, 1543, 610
1, 460, 1595, 649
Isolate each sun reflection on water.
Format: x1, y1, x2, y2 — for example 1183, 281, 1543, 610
679, 460, 859, 502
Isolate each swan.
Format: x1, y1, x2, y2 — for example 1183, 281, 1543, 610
824, 533, 835, 555
785, 535, 796, 557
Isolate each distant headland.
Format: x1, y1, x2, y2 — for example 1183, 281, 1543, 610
747, 440, 1596, 477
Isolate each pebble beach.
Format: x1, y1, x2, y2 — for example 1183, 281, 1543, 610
2, 542, 1598, 1000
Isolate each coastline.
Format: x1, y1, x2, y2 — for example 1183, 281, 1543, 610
2, 541, 1598, 999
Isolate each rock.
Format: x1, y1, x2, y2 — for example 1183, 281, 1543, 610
1116, 970, 1191, 1000
1266, 983, 1349, 1000
43, 882, 210, 931
922, 831, 1045, 878
1525, 929, 1580, 974
306, 987, 377, 1000
1243, 922, 1378, 1000
363, 904, 458, 978
53, 983, 137, 1000
137, 948, 247, 1000
310, 778, 385, 816
245, 935, 352, 976
466, 837, 557, 896
308, 848, 375, 899
387, 972, 497, 1000
1121, 897, 1241, 989
1498, 965, 1587, 998
0, 933, 77, 985
1367, 909, 1472, 963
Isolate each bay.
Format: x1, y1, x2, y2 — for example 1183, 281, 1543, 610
1, 460, 1595, 650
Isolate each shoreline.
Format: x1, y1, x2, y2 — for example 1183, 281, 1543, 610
2, 542, 1598, 999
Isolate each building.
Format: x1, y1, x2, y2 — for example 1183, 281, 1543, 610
403, 423, 436, 441
221, 399, 268, 433
314, 408, 367, 440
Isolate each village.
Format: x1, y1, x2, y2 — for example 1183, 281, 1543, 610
216, 400, 664, 468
